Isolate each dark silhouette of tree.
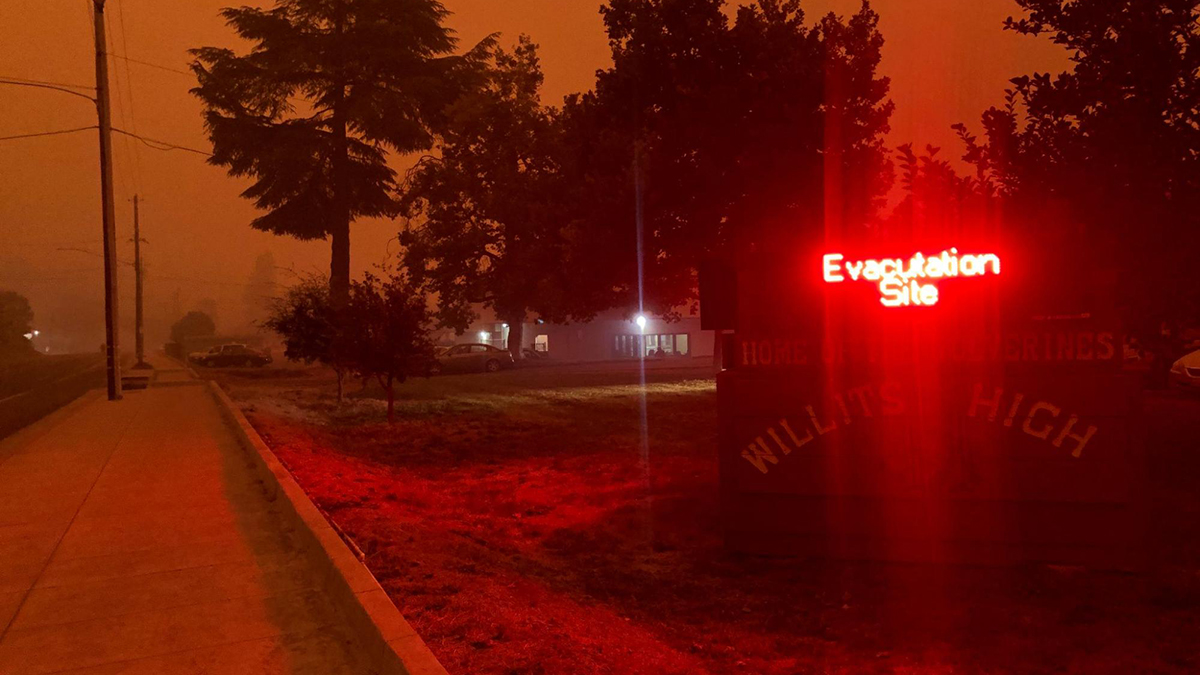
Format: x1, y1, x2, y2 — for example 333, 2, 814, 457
266, 272, 434, 413
340, 272, 436, 422
170, 310, 216, 344
561, 0, 893, 316
401, 38, 568, 359
191, 0, 492, 302
884, 143, 997, 244
0, 291, 35, 356
955, 0, 1200, 334
196, 298, 219, 327
265, 275, 351, 402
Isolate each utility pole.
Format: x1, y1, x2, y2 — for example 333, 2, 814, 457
133, 195, 148, 368
93, 0, 121, 400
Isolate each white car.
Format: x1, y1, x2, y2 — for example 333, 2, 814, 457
1169, 349, 1200, 390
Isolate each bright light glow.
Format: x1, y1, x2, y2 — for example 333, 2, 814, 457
478, 331, 489, 342
32, 330, 39, 337
822, 248, 1000, 307
23, 333, 33, 340
635, 315, 647, 331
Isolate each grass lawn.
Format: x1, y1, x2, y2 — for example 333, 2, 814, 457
213, 361, 1200, 674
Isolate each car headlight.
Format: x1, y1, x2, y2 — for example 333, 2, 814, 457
1171, 361, 1186, 374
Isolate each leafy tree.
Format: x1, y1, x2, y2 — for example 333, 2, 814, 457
265, 272, 434, 413
191, 0, 492, 301
563, 0, 894, 316
265, 275, 351, 402
340, 272, 437, 422
0, 291, 34, 355
170, 310, 216, 344
401, 37, 568, 358
884, 143, 996, 243
955, 0, 1200, 334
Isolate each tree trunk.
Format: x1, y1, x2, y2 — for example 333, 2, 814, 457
506, 317, 524, 361
385, 375, 395, 423
335, 367, 344, 405
329, 91, 351, 306
330, 217, 350, 306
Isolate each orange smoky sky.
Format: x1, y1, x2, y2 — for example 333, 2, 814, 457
0, 0, 1066, 351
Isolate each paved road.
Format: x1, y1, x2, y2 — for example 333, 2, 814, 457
0, 355, 105, 441
0, 360, 371, 673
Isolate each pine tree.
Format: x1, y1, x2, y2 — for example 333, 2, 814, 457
191, 0, 492, 302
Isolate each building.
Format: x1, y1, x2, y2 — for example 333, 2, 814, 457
537, 310, 712, 362
440, 308, 715, 363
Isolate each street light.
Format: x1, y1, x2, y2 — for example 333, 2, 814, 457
636, 315, 647, 332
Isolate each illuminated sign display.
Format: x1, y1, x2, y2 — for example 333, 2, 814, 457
822, 248, 1000, 307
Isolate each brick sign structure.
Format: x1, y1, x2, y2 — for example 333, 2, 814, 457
715, 246, 1144, 567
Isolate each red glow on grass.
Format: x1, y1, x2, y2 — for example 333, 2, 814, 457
214, 365, 1200, 675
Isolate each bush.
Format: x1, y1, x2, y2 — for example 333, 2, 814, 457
342, 273, 438, 422
266, 273, 436, 419
170, 311, 216, 344
264, 276, 349, 400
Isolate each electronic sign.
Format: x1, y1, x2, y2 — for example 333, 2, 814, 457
715, 243, 1144, 568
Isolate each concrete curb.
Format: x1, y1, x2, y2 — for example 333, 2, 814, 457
207, 381, 448, 675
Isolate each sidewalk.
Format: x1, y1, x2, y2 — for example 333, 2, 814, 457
0, 361, 371, 673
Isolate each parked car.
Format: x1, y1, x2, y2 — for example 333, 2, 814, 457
432, 343, 514, 374
189, 344, 272, 368
1168, 349, 1200, 391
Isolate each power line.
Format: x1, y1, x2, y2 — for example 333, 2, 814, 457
114, 0, 145, 195
5, 238, 97, 249
57, 246, 136, 267
105, 8, 138, 198
0, 75, 94, 91
106, 52, 311, 110
0, 126, 98, 142
0, 78, 96, 103
0, 275, 103, 284
0, 123, 209, 156
110, 53, 189, 76
112, 128, 211, 156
